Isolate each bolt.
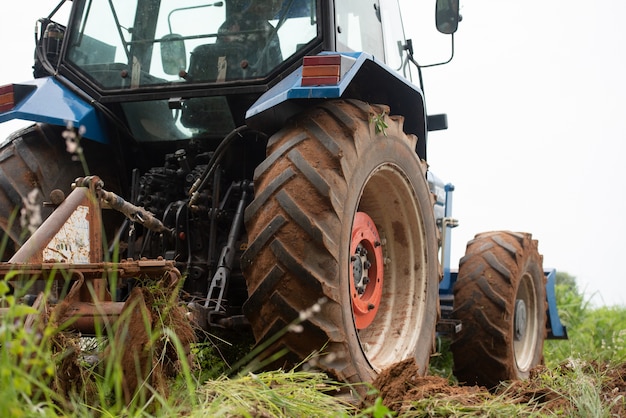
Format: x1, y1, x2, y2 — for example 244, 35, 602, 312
350, 255, 357, 262
363, 277, 370, 285
368, 303, 375, 311
49, 189, 65, 205
363, 260, 371, 269
374, 241, 381, 247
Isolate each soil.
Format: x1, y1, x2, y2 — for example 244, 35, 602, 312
603, 362, 626, 416
113, 278, 196, 403
49, 274, 195, 406
364, 358, 626, 416
363, 359, 488, 413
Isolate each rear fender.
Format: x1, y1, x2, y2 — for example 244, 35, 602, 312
545, 268, 568, 339
0, 77, 108, 143
245, 52, 428, 159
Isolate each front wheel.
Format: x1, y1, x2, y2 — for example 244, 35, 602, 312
451, 231, 547, 388
242, 100, 440, 387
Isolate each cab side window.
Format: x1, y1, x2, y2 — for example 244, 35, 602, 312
335, 1, 384, 60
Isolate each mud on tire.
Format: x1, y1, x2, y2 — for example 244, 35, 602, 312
451, 231, 547, 388
242, 99, 440, 387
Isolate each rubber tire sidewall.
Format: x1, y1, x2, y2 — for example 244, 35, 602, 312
512, 249, 546, 376
451, 232, 546, 387
242, 100, 441, 386
337, 125, 440, 381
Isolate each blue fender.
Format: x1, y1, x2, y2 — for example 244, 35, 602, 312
246, 52, 428, 157
0, 77, 108, 143
545, 268, 568, 339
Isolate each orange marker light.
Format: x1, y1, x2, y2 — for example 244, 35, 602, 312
0, 84, 15, 113
301, 55, 342, 86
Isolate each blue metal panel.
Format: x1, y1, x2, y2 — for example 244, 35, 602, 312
545, 268, 568, 339
0, 77, 108, 143
246, 52, 359, 120
246, 51, 423, 119
439, 183, 456, 294
246, 50, 428, 159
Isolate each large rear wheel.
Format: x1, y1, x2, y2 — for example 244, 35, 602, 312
451, 231, 546, 388
242, 99, 440, 387
0, 123, 121, 260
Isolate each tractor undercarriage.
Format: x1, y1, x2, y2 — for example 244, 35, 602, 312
0, 171, 251, 333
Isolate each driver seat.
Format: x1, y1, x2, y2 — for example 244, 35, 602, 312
187, 43, 247, 82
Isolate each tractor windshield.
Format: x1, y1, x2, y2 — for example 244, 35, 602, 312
66, 0, 318, 90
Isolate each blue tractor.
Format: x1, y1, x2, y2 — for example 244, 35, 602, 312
0, 0, 565, 392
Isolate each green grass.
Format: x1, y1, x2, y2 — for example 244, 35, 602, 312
192, 370, 354, 417
1, 270, 625, 417
545, 272, 626, 365
0, 271, 199, 417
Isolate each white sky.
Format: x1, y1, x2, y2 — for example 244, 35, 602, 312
1, 1, 625, 306
401, 0, 626, 307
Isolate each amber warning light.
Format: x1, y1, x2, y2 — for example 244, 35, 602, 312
301, 54, 356, 87
0, 85, 15, 113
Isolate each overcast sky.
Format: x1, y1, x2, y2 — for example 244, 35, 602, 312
1, 1, 625, 306
402, 1, 626, 307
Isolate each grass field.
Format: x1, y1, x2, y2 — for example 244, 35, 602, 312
1, 271, 624, 417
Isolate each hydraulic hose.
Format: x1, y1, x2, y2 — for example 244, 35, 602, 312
188, 124, 265, 206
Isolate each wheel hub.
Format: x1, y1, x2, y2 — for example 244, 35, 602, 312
514, 299, 527, 341
350, 212, 384, 329
352, 243, 371, 295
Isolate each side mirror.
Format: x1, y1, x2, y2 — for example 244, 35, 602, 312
436, 0, 460, 35
161, 34, 187, 75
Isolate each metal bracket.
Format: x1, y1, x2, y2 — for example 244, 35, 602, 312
204, 181, 250, 327
436, 318, 462, 335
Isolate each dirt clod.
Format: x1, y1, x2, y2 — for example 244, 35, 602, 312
364, 358, 487, 413
112, 277, 196, 404
364, 358, 626, 416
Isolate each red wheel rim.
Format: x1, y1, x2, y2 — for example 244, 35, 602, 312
350, 212, 384, 329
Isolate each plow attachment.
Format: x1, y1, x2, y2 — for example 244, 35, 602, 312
0, 176, 182, 332
0, 176, 195, 402
0, 259, 182, 334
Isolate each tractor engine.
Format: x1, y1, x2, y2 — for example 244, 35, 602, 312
130, 143, 250, 312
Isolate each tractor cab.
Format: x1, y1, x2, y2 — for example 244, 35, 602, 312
64, 0, 318, 90
46, 0, 318, 141
34, 0, 431, 143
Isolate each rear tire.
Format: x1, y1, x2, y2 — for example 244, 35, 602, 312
0, 123, 122, 260
242, 99, 440, 387
451, 231, 546, 388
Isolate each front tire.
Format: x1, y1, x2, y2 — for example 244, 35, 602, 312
451, 231, 547, 388
242, 100, 440, 387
